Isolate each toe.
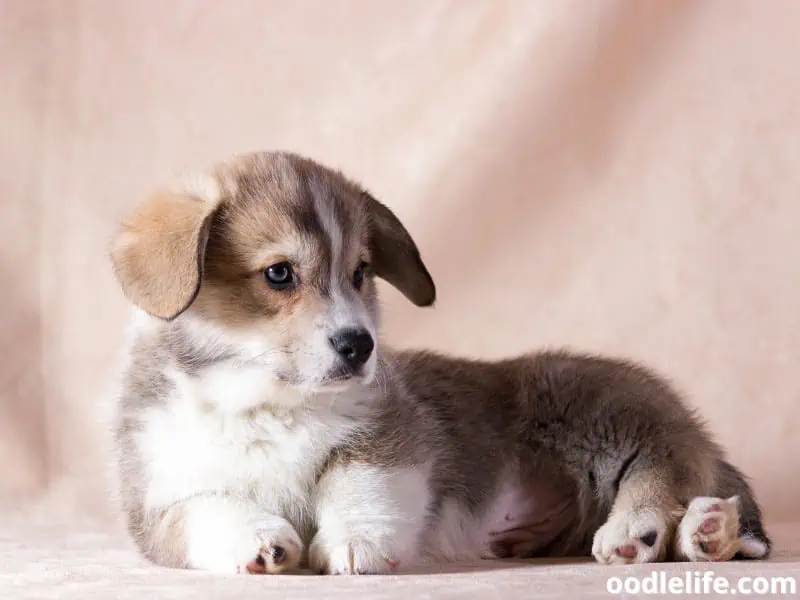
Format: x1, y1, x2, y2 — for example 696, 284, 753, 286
699, 517, 721, 534
699, 540, 719, 555
616, 544, 639, 560
245, 555, 267, 574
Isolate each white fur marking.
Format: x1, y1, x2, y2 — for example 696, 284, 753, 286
184, 496, 302, 573
139, 378, 363, 522
311, 463, 432, 573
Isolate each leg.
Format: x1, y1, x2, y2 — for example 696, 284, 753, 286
136, 495, 303, 573
310, 462, 431, 574
592, 469, 682, 564
675, 460, 771, 561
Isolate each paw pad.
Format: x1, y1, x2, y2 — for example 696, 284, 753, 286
616, 544, 638, 559
639, 530, 659, 547
699, 540, 719, 555
592, 511, 667, 565
245, 544, 288, 574
270, 546, 286, 563
699, 518, 720, 535
677, 496, 740, 562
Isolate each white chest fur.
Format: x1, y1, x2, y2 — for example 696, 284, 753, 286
137, 366, 364, 528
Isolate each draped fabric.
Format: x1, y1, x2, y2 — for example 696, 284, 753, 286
2, 1, 799, 597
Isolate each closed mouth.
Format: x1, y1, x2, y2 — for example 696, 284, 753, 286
275, 369, 357, 392
319, 372, 357, 389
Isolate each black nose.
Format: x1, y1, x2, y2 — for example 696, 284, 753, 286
329, 328, 374, 370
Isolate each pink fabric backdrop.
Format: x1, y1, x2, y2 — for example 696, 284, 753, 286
2, 0, 799, 528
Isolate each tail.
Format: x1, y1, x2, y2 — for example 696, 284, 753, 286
714, 459, 772, 559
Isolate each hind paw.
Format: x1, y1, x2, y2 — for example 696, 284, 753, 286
592, 510, 668, 565
675, 496, 767, 561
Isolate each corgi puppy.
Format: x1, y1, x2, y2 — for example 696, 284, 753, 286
110, 151, 770, 574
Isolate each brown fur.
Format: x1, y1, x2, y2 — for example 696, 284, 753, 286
346, 349, 757, 558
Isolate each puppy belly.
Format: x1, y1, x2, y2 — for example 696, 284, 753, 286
424, 476, 577, 561
484, 478, 577, 558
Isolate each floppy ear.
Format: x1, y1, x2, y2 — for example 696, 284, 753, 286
363, 192, 436, 306
110, 188, 219, 320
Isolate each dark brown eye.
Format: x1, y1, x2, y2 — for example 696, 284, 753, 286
352, 262, 368, 290
264, 261, 295, 290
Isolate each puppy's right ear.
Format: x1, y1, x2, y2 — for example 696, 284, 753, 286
111, 188, 219, 320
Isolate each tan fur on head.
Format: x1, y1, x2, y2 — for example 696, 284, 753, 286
111, 186, 221, 321
111, 153, 435, 325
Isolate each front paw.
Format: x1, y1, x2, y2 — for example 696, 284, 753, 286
309, 533, 399, 575
592, 510, 669, 565
186, 506, 304, 574
241, 518, 304, 574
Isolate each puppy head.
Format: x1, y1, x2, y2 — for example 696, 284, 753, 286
111, 152, 434, 400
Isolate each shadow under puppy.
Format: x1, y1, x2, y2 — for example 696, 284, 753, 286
110, 151, 770, 574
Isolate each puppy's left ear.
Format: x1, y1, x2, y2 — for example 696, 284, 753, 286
363, 192, 436, 306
